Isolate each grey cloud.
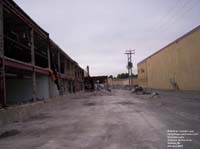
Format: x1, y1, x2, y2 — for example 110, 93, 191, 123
15, 0, 200, 76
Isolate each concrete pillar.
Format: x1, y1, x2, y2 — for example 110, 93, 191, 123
47, 39, 51, 69
47, 38, 51, 98
70, 80, 73, 93
57, 52, 60, 73
57, 54, 62, 94
69, 62, 71, 75
31, 29, 36, 101
0, 2, 6, 107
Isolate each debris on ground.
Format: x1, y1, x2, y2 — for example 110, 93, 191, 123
131, 85, 143, 93
131, 85, 147, 95
131, 85, 159, 97
107, 88, 112, 92
150, 92, 159, 98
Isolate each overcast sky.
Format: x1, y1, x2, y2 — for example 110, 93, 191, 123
15, 0, 200, 76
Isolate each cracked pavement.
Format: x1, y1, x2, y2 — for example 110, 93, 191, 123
0, 89, 199, 149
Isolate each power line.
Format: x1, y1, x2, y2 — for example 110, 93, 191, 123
152, 0, 180, 31
147, 0, 200, 47
152, 0, 188, 34
145, 0, 190, 46
124, 50, 135, 88
147, 0, 185, 33
160, 0, 200, 38
161, 0, 199, 32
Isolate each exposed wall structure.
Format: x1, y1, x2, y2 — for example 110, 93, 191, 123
0, 0, 84, 107
49, 40, 84, 94
75, 64, 84, 92
92, 76, 109, 89
138, 25, 200, 91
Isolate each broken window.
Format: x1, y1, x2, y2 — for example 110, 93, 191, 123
60, 54, 65, 74
34, 32, 48, 68
3, 9, 32, 63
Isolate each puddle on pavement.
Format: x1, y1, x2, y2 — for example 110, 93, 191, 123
116, 101, 136, 105
23, 113, 52, 122
0, 129, 20, 139
84, 102, 96, 106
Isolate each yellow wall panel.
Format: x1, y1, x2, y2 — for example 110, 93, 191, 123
138, 27, 200, 91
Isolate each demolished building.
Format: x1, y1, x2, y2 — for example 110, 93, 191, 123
0, 0, 84, 107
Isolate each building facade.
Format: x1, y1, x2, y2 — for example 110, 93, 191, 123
0, 0, 84, 107
138, 25, 200, 91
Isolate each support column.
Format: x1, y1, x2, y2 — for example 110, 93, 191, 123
47, 38, 51, 69
31, 29, 36, 101
69, 62, 71, 76
57, 52, 61, 95
47, 37, 51, 98
0, 2, 6, 107
57, 52, 60, 73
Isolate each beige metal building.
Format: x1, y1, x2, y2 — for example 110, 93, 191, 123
138, 25, 200, 91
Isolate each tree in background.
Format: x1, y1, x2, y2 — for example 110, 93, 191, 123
116, 73, 137, 79
117, 73, 129, 79
108, 75, 113, 79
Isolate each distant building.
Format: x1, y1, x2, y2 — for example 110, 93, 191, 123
138, 25, 200, 91
91, 76, 108, 90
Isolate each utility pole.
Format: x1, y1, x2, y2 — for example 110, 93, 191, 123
125, 50, 135, 89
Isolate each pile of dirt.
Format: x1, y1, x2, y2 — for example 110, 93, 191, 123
131, 85, 159, 98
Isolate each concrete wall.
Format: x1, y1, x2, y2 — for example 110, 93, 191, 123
75, 81, 83, 92
36, 74, 49, 100
138, 27, 200, 91
109, 78, 138, 87
6, 74, 51, 104
59, 79, 71, 95
63, 80, 69, 95
0, 96, 64, 126
107, 78, 113, 87
6, 78, 33, 104
49, 78, 59, 98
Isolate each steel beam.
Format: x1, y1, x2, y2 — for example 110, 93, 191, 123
0, 2, 6, 107
2, 0, 48, 39
31, 29, 36, 101
47, 38, 51, 98
58, 52, 61, 73
4, 57, 33, 71
0, 57, 49, 75
34, 67, 49, 75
